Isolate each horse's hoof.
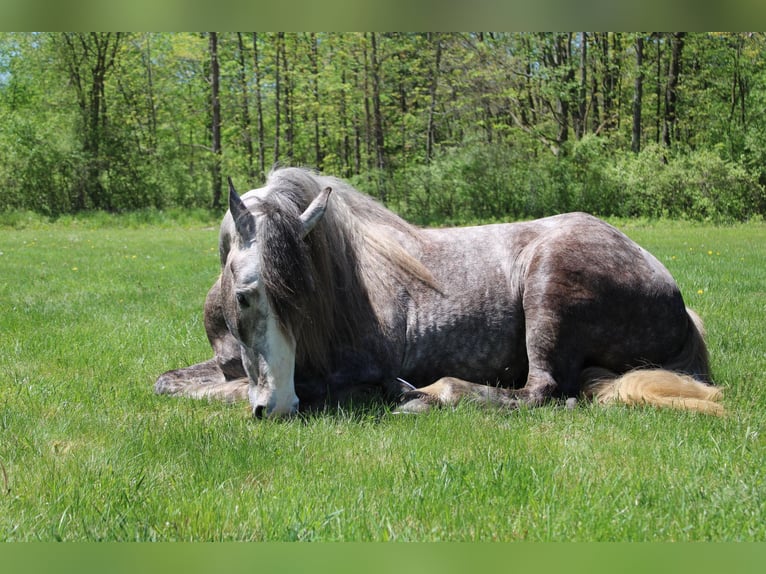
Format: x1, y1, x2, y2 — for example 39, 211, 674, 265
154, 372, 182, 395
392, 391, 436, 414
392, 397, 433, 414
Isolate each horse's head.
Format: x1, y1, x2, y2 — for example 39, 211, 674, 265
221, 177, 332, 418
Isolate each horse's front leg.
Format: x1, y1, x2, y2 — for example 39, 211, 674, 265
155, 276, 248, 403
154, 358, 249, 402
394, 377, 520, 413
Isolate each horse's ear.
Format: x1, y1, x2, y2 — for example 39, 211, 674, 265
228, 177, 256, 241
299, 186, 332, 239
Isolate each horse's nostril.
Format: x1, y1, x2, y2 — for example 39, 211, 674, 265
253, 404, 266, 419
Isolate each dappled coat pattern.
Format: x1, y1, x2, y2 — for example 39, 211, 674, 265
155, 167, 721, 417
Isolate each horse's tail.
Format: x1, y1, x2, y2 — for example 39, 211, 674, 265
663, 307, 712, 383
581, 368, 724, 416
580, 308, 723, 416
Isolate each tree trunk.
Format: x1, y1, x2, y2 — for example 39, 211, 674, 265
236, 32, 254, 180
274, 32, 282, 165
600, 32, 620, 132
252, 33, 266, 180
309, 33, 323, 170
521, 34, 536, 127
426, 32, 442, 163
554, 33, 572, 146
362, 35, 372, 172
143, 33, 158, 151
590, 53, 600, 134
281, 35, 294, 162
631, 35, 644, 153
208, 32, 222, 210
370, 32, 386, 186
655, 33, 663, 144
612, 33, 623, 132
397, 46, 408, 164
339, 68, 350, 176
662, 32, 685, 149
478, 33, 493, 144
729, 33, 747, 130
353, 44, 364, 176
575, 32, 587, 140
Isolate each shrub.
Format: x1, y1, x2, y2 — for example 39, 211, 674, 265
606, 144, 765, 221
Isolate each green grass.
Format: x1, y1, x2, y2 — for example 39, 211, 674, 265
1, 218, 765, 541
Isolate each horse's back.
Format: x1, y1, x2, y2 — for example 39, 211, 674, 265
401, 221, 536, 385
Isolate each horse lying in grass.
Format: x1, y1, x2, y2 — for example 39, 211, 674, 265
155, 167, 723, 417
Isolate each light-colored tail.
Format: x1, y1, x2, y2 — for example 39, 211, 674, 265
663, 307, 712, 384
579, 306, 722, 416
581, 368, 724, 416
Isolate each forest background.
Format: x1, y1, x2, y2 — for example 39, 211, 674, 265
1, 32, 765, 224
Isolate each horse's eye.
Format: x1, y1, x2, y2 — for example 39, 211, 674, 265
236, 292, 249, 308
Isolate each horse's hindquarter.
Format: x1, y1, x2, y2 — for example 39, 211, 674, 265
400, 213, 691, 393
519, 213, 690, 392
400, 223, 532, 387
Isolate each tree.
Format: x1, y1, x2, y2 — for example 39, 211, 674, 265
662, 32, 685, 149
55, 32, 123, 210
235, 32, 254, 180
370, 33, 386, 185
574, 32, 588, 140
2, 32, 765, 220
309, 32, 323, 170
208, 32, 222, 209
280, 33, 294, 163
631, 34, 645, 153
274, 32, 282, 165
600, 32, 623, 133
251, 33, 266, 180
425, 32, 442, 163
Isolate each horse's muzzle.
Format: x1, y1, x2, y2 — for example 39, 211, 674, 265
251, 396, 300, 419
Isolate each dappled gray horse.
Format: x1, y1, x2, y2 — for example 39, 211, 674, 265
155, 167, 722, 417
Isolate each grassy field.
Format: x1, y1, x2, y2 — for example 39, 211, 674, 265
1, 216, 764, 541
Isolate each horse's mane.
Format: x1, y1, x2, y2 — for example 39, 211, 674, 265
249, 167, 434, 374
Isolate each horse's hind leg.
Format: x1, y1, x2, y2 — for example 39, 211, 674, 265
511, 366, 562, 407
514, 296, 583, 407
394, 377, 518, 413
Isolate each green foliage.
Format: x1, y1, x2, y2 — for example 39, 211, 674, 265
605, 145, 765, 221
1, 220, 765, 540
2, 33, 766, 221
385, 135, 765, 224
0, 118, 75, 216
